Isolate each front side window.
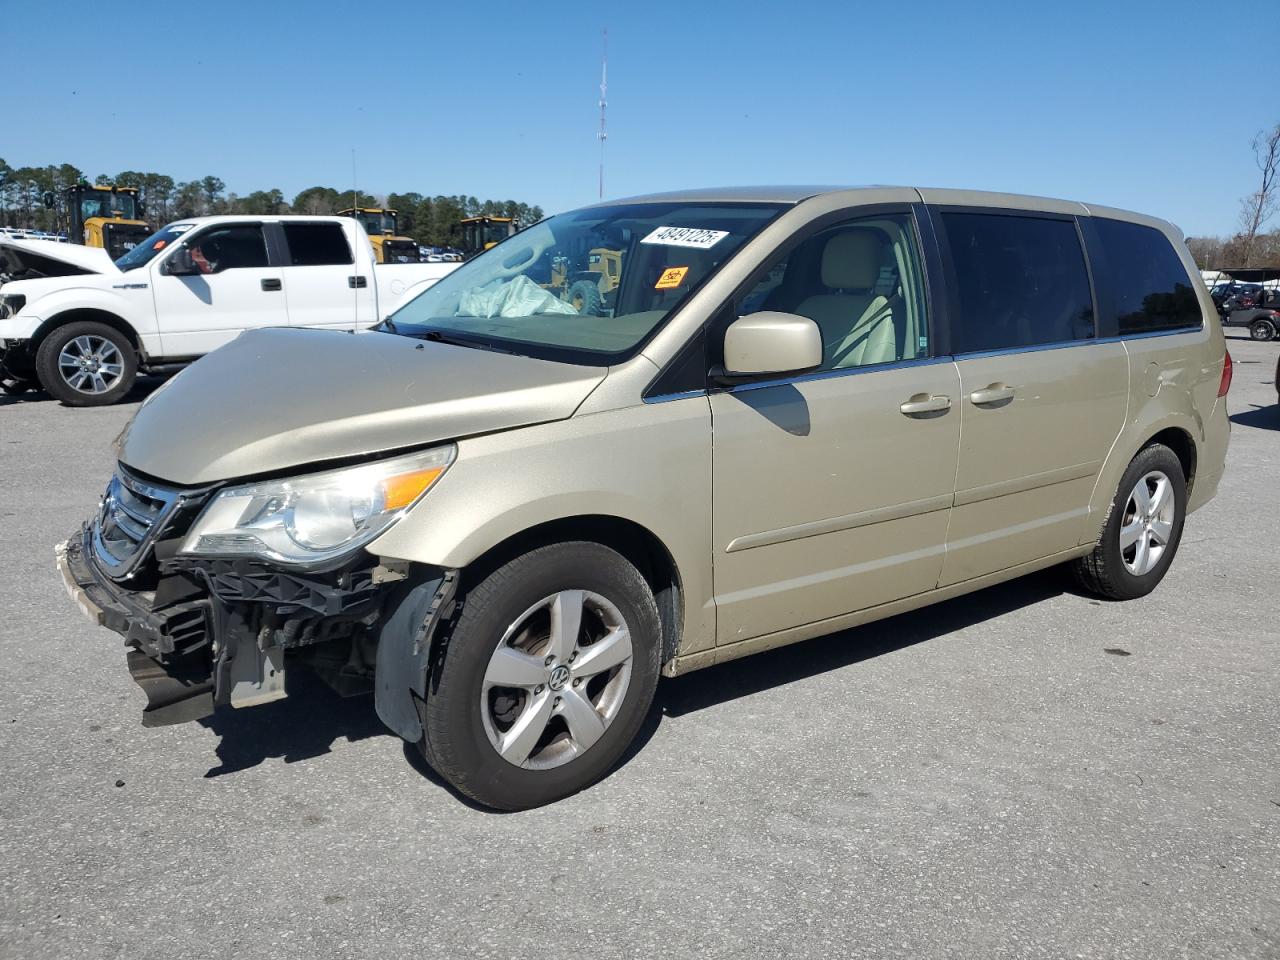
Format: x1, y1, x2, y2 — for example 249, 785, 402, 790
284, 223, 353, 266
942, 212, 1094, 353
1091, 218, 1202, 334
739, 212, 929, 370
384, 202, 783, 362
183, 224, 269, 274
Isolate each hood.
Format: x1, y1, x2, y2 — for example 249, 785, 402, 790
0, 237, 117, 281
116, 327, 607, 485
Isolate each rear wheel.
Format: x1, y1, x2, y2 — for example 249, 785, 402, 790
1250, 318, 1276, 341
35, 321, 137, 406
419, 541, 661, 810
1073, 444, 1186, 600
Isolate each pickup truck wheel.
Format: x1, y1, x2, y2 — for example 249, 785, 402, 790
1250, 318, 1276, 341
419, 541, 661, 810
1072, 444, 1186, 601
35, 321, 137, 407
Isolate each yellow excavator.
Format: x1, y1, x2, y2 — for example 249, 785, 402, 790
339, 208, 420, 263
458, 216, 518, 256
65, 184, 149, 260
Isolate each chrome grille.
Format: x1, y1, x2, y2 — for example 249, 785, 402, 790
92, 468, 181, 578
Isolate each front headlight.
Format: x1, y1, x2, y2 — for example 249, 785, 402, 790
180, 445, 455, 565
0, 294, 26, 320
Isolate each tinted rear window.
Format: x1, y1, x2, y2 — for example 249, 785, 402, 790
283, 223, 353, 266
942, 212, 1095, 353
1090, 218, 1201, 335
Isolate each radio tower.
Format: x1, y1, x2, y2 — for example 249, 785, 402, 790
597, 28, 608, 200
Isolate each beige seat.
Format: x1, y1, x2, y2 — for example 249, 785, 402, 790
793, 231, 898, 368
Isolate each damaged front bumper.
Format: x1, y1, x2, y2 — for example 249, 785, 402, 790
56, 525, 455, 739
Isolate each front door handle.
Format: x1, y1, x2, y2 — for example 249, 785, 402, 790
348, 275, 368, 289
261, 278, 282, 292
969, 383, 1015, 406
900, 394, 952, 416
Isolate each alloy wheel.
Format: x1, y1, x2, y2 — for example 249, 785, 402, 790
57, 335, 124, 395
1119, 470, 1175, 576
480, 590, 633, 770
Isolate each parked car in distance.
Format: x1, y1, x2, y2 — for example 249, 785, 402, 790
0, 216, 459, 404
56, 186, 1231, 810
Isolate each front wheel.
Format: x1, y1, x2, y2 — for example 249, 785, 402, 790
419, 542, 661, 810
34, 321, 137, 406
1250, 318, 1276, 341
1073, 444, 1187, 600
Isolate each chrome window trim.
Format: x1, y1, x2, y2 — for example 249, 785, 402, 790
723, 355, 956, 396
949, 324, 1205, 361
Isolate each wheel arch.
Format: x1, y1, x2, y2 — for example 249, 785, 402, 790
32, 309, 143, 357
1139, 424, 1197, 495
455, 514, 685, 664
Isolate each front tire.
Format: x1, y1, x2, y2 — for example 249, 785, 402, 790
1250, 318, 1276, 341
419, 542, 662, 810
35, 321, 137, 406
1073, 444, 1187, 600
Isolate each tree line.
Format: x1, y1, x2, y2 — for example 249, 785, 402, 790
0, 158, 544, 248
1186, 122, 1280, 270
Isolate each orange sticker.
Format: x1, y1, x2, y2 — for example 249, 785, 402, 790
655, 266, 689, 290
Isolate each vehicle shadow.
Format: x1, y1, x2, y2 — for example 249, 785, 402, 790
0, 376, 165, 408
1229, 404, 1280, 431
199, 668, 390, 778
197, 568, 1069, 804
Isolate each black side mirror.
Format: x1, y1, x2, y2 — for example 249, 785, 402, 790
165, 246, 200, 276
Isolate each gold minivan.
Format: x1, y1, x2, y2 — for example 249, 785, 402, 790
58, 187, 1231, 809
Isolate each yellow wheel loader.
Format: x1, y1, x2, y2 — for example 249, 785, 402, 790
65, 184, 149, 260
339, 208, 420, 263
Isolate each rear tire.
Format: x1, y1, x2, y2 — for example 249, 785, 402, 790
419, 542, 661, 810
1250, 318, 1276, 341
1073, 444, 1186, 600
35, 321, 137, 407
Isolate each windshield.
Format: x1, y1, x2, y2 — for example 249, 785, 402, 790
358, 211, 395, 235
385, 201, 783, 362
114, 222, 195, 270
82, 191, 138, 221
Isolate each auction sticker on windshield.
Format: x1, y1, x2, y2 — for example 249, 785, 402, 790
641, 226, 729, 249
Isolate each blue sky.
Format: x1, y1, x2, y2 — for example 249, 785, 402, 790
6, 0, 1272, 235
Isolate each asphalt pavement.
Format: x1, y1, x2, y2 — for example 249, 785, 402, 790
1, 332, 1277, 960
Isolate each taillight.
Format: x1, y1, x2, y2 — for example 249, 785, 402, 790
1218, 350, 1233, 397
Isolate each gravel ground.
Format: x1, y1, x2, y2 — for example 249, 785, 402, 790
1, 332, 1277, 960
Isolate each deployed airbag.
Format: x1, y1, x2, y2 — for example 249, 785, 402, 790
458, 275, 578, 318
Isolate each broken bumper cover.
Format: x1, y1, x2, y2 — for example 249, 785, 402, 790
56, 526, 457, 741
56, 530, 216, 726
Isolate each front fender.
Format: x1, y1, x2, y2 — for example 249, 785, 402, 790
367, 398, 717, 656
20, 286, 151, 344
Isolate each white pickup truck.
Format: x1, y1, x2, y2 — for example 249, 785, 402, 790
0, 216, 458, 405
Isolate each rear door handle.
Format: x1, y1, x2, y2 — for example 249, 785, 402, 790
261, 278, 282, 292
969, 383, 1015, 406
899, 394, 952, 416
348, 275, 368, 289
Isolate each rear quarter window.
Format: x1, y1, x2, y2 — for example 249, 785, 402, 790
1090, 218, 1201, 335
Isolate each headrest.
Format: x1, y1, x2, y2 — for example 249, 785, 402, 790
821, 230, 884, 290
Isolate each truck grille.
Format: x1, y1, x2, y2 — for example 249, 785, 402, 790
92, 468, 182, 579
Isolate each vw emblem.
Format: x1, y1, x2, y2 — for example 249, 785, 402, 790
548, 664, 571, 691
